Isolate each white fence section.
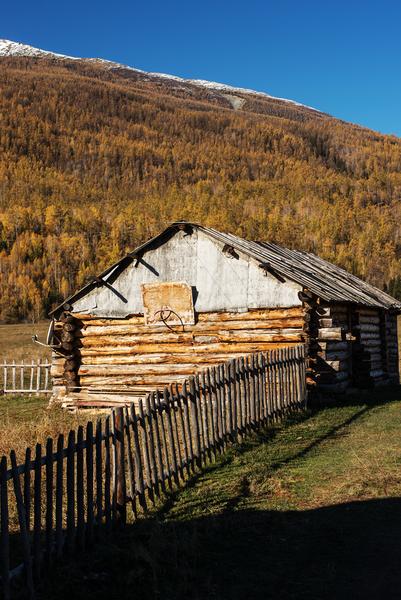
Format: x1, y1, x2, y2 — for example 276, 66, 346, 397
2, 359, 52, 394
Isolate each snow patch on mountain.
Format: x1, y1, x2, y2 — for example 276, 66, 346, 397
0, 39, 78, 60
0, 39, 320, 113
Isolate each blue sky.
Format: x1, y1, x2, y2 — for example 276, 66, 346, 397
3, 0, 401, 135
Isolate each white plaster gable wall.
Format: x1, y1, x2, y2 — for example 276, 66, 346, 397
71, 229, 302, 317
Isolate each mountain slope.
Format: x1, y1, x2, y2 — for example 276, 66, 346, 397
0, 41, 401, 321
0, 39, 321, 113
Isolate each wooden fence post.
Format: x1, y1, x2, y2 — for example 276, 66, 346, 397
10, 450, 34, 598
45, 437, 54, 567
189, 377, 201, 468
33, 443, 42, 581
86, 421, 94, 547
114, 408, 127, 525
66, 431, 76, 554
0, 456, 10, 600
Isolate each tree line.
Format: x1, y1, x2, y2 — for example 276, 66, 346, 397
0, 58, 401, 321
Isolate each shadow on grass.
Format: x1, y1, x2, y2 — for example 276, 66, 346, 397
40, 496, 401, 600
36, 386, 401, 600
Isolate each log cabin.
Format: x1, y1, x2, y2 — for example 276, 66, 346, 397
48, 222, 401, 409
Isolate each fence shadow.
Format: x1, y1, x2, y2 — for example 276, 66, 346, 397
40, 496, 401, 600
37, 390, 401, 600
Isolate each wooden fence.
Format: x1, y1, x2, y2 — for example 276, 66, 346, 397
0, 345, 306, 599
2, 361, 51, 395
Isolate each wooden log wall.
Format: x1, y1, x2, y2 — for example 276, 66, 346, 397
314, 304, 398, 391
51, 307, 306, 409
384, 312, 399, 383
315, 303, 352, 393
352, 307, 386, 386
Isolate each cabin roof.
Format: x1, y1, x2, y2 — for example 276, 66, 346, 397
50, 221, 401, 316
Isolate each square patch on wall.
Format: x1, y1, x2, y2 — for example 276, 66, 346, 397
141, 282, 195, 326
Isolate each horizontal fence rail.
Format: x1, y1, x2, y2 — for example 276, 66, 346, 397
0, 345, 306, 599
2, 360, 51, 395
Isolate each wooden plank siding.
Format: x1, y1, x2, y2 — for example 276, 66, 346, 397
50, 307, 306, 408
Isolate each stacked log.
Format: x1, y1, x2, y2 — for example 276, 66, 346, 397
315, 303, 351, 392
51, 313, 82, 396
385, 312, 399, 383
51, 307, 306, 408
298, 292, 351, 392
298, 289, 320, 389
353, 308, 385, 386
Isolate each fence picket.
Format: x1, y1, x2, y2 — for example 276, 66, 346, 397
2, 359, 52, 394
207, 368, 217, 453
114, 408, 127, 524
124, 407, 137, 514
175, 385, 190, 477
76, 426, 85, 549
104, 416, 112, 531
130, 404, 147, 511
23, 447, 31, 533
164, 388, 179, 486
3, 361, 7, 392
30, 360, 34, 391
210, 367, 221, 452
10, 449, 34, 598
20, 360, 24, 390
182, 381, 195, 470
55, 434, 64, 559
157, 391, 172, 490
12, 362, 15, 392
111, 412, 117, 523
218, 365, 227, 446
196, 377, 206, 463
66, 431, 75, 554
0, 456, 10, 600
95, 420, 103, 529
150, 394, 164, 494
155, 393, 168, 489
189, 377, 201, 468
201, 372, 212, 460
36, 359, 41, 394
86, 421, 94, 547
33, 443, 42, 580
145, 395, 159, 498
2, 345, 307, 598
138, 398, 155, 505
45, 437, 53, 566
169, 385, 185, 480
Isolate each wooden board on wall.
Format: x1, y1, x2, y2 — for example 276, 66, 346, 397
142, 281, 195, 326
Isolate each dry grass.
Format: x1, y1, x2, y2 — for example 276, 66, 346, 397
0, 321, 51, 391
0, 395, 90, 462
0, 321, 50, 363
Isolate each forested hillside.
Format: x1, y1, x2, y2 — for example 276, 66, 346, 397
1, 56, 401, 321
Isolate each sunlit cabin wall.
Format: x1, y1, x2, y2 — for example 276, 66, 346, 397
50, 307, 305, 409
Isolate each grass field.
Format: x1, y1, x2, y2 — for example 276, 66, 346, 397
36, 386, 401, 600
0, 321, 50, 362
0, 395, 90, 461
0, 322, 83, 460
